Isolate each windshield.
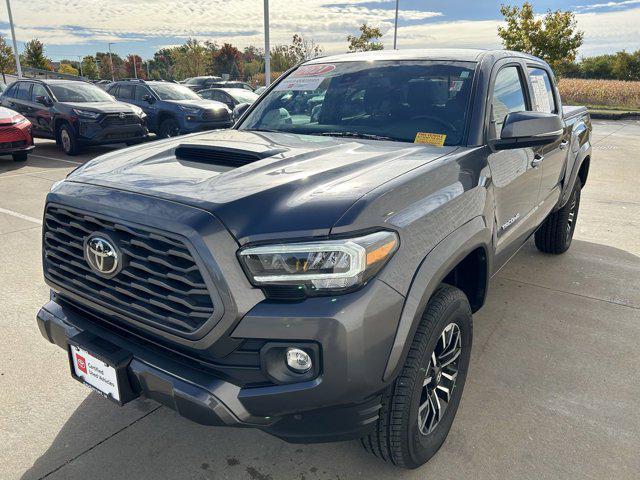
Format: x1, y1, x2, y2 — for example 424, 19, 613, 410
151, 83, 202, 101
239, 61, 476, 146
228, 89, 259, 104
49, 83, 115, 103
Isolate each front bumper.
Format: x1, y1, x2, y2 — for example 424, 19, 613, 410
76, 119, 148, 145
37, 276, 405, 443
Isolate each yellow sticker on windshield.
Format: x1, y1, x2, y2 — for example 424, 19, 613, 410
414, 132, 446, 147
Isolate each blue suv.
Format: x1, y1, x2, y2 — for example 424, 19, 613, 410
107, 80, 232, 137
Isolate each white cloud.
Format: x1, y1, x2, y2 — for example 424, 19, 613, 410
3, 0, 639, 57
575, 0, 640, 11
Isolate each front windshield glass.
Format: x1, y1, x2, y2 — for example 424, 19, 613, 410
151, 83, 202, 101
228, 89, 259, 104
239, 61, 476, 145
49, 83, 115, 103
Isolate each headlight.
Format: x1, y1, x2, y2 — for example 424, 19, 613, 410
238, 231, 399, 295
73, 109, 101, 120
10, 116, 29, 125
130, 106, 146, 118
179, 105, 201, 114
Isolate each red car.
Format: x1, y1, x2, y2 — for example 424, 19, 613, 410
0, 106, 34, 161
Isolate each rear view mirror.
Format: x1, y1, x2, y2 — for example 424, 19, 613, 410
35, 95, 53, 107
492, 111, 563, 150
233, 102, 250, 121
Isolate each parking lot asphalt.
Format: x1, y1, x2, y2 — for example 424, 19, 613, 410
1, 123, 639, 480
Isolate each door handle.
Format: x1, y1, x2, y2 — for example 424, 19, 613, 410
559, 140, 569, 150
531, 153, 544, 168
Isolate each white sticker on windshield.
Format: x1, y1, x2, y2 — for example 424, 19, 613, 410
275, 76, 325, 92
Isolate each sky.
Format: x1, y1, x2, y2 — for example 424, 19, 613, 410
1, 0, 640, 62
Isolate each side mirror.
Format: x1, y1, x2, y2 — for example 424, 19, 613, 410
233, 102, 250, 121
142, 94, 155, 104
35, 95, 53, 107
492, 111, 563, 150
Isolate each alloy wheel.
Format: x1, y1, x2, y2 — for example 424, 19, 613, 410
61, 129, 71, 153
417, 323, 462, 436
566, 190, 578, 242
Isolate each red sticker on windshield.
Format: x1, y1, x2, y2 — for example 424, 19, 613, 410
292, 64, 336, 77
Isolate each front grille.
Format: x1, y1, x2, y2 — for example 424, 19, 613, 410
101, 114, 141, 127
0, 140, 26, 150
202, 109, 231, 121
43, 205, 215, 335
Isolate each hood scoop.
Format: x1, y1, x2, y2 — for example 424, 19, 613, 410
174, 144, 286, 168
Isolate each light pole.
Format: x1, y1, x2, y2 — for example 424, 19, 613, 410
108, 42, 115, 81
77, 55, 82, 77
5, 0, 22, 78
393, 0, 399, 50
263, 0, 270, 86
132, 55, 138, 79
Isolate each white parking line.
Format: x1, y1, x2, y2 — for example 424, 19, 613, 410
0, 207, 42, 225
31, 154, 83, 165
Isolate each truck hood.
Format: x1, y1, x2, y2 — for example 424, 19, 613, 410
67, 130, 456, 243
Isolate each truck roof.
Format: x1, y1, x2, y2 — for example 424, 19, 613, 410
306, 48, 541, 64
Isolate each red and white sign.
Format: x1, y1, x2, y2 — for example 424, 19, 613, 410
70, 344, 121, 401
292, 64, 336, 77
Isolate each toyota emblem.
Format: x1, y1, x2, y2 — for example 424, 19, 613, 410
84, 235, 120, 277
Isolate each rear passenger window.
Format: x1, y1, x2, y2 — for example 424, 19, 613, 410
491, 66, 527, 138
3, 84, 18, 98
118, 84, 134, 100
16, 82, 32, 101
528, 67, 557, 114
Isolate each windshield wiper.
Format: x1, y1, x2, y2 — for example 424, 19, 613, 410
319, 132, 398, 141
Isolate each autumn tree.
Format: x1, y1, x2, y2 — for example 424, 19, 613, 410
213, 43, 243, 78
0, 34, 15, 82
58, 63, 79, 76
347, 23, 384, 52
22, 39, 52, 70
124, 54, 145, 79
173, 38, 207, 78
498, 2, 583, 75
290, 34, 323, 62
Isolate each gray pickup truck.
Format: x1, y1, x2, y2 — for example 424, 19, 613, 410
37, 49, 591, 469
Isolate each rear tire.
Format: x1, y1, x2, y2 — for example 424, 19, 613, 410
535, 178, 582, 254
158, 117, 181, 138
58, 123, 80, 156
361, 284, 473, 469
12, 151, 28, 162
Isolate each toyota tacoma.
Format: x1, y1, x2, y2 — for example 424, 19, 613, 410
37, 49, 591, 468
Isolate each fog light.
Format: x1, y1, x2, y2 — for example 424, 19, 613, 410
285, 347, 312, 373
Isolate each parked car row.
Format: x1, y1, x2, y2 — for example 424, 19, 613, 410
0, 75, 264, 159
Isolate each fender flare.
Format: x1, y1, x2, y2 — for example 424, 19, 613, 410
382, 216, 492, 382
558, 124, 592, 208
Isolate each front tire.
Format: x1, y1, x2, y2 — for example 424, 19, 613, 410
58, 123, 80, 156
361, 284, 473, 469
535, 178, 582, 254
158, 117, 181, 138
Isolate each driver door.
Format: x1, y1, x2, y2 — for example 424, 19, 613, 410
487, 61, 543, 269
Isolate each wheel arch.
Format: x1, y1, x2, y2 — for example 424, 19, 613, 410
382, 216, 492, 382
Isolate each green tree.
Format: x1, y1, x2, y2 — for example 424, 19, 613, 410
611, 51, 640, 81
498, 2, 583, 75
96, 52, 125, 80
290, 34, 323, 62
80, 55, 99, 80
58, 63, 79, 76
0, 34, 15, 82
270, 44, 297, 72
22, 38, 52, 70
173, 38, 207, 79
347, 23, 384, 52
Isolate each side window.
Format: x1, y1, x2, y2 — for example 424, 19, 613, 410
118, 84, 134, 100
31, 84, 48, 102
528, 67, 557, 114
491, 66, 528, 138
4, 83, 18, 98
16, 82, 32, 101
134, 86, 150, 101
